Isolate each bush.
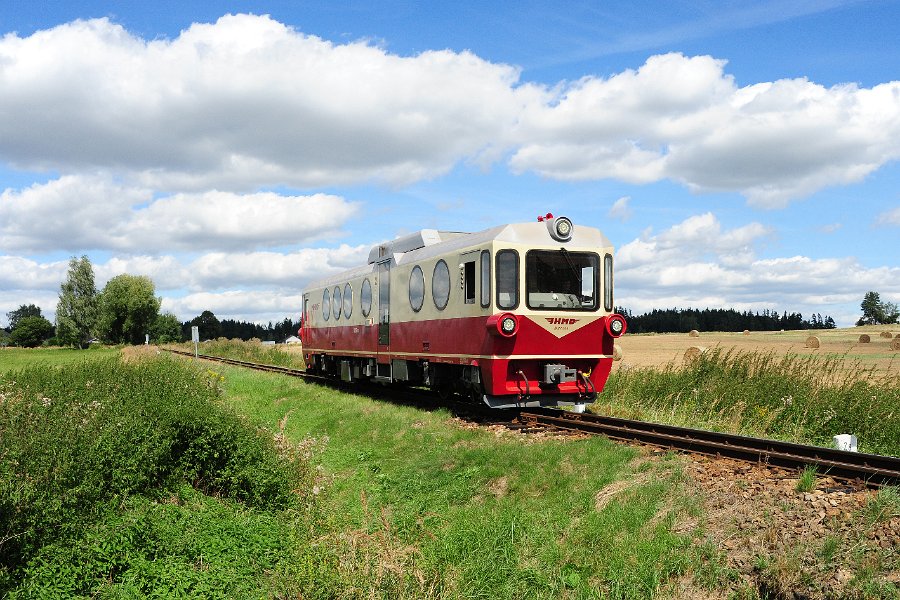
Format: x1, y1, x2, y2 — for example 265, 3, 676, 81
0, 355, 305, 595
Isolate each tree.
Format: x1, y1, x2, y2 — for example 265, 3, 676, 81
56, 256, 99, 349
10, 315, 54, 348
6, 304, 42, 331
151, 312, 183, 343
96, 274, 161, 345
189, 310, 221, 341
857, 291, 900, 326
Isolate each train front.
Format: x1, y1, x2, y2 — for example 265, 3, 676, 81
478, 215, 626, 408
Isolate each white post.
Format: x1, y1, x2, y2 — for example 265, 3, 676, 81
191, 326, 199, 359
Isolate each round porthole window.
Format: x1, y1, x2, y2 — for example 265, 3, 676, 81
361, 278, 372, 317
409, 266, 425, 312
343, 283, 353, 319
333, 286, 342, 320
432, 260, 450, 310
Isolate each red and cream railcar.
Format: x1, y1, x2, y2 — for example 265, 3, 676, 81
300, 215, 626, 408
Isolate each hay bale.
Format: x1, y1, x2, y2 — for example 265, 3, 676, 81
880, 331, 893, 339
688, 329, 700, 338
805, 336, 820, 349
743, 330, 750, 335
683, 346, 707, 364
613, 345, 623, 361
892, 338, 900, 351
858, 334, 871, 343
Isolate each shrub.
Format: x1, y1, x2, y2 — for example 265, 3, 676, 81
0, 355, 304, 594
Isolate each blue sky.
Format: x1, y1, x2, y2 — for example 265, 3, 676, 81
1, 0, 898, 328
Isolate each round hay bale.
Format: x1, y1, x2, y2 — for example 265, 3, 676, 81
805, 336, 820, 349
880, 331, 893, 339
688, 329, 700, 338
613, 345, 623, 361
891, 338, 900, 351
743, 330, 750, 335
858, 334, 871, 343
683, 346, 707, 364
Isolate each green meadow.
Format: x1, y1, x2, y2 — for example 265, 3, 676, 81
1, 346, 897, 598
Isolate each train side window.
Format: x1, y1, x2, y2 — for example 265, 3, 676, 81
322, 289, 331, 321
409, 266, 425, 312
432, 260, 450, 310
343, 282, 353, 319
361, 278, 372, 317
333, 286, 342, 320
496, 250, 519, 310
604, 253, 614, 311
480, 250, 491, 308
464, 261, 476, 304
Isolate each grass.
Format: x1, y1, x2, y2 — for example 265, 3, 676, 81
220, 365, 710, 599
598, 347, 900, 456
0, 346, 120, 372
174, 338, 305, 369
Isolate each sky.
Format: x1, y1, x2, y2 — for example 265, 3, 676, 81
1, 0, 899, 330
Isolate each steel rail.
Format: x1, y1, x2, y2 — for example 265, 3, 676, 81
519, 410, 900, 486
164, 348, 900, 486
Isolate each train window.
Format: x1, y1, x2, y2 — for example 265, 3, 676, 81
496, 250, 518, 309
604, 254, 614, 311
361, 278, 372, 317
463, 261, 476, 304
409, 266, 425, 312
322, 288, 331, 321
333, 286, 342, 320
432, 260, 450, 310
343, 282, 353, 319
525, 250, 599, 311
480, 250, 491, 308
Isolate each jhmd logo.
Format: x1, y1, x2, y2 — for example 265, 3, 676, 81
533, 316, 600, 338
546, 317, 578, 325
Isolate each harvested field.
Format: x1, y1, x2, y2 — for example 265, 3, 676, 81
613, 325, 899, 379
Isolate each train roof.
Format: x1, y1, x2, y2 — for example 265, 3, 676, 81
305, 220, 613, 291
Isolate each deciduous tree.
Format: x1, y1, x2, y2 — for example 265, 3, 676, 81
56, 256, 99, 349
10, 315, 54, 348
97, 274, 161, 345
151, 312, 183, 343
6, 304, 42, 331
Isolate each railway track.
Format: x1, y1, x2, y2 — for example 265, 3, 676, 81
166, 348, 900, 486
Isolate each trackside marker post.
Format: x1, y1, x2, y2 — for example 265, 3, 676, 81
191, 326, 199, 360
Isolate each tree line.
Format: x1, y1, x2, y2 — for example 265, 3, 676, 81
614, 306, 837, 335
180, 310, 299, 343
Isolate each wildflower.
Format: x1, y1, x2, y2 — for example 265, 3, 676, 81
41, 397, 51, 407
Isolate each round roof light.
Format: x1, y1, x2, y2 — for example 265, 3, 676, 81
547, 215, 574, 242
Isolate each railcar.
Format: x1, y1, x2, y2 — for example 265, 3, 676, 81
300, 214, 626, 408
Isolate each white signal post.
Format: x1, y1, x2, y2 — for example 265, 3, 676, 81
191, 326, 199, 359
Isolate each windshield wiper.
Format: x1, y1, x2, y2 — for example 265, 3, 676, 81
558, 248, 583, 300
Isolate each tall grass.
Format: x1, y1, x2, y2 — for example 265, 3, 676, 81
0, 354, 314, 597
598, 348, 900, 455
177, 338, 305, 369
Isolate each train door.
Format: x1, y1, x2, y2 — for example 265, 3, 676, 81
377, 259, 390, 349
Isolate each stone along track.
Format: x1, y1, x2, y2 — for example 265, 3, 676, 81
166, 349, 900, 486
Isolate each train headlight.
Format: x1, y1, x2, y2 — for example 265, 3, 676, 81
501, 315, 517, 334
546, 215, 574, 242
487, 313, 519, 338
606, 314, 627, 338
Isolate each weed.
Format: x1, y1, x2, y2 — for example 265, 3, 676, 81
796, 465, 818, 493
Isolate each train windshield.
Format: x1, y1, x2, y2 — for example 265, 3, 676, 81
525, 250, 599, 311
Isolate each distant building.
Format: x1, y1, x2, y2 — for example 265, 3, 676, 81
284, 336, 301, 345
